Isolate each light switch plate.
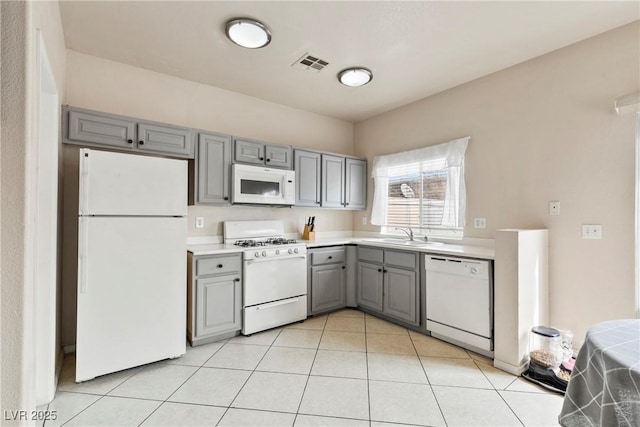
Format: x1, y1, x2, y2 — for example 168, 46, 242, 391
474, 218, 486, 229
195, 217, 204, 229
549, 201, 560, 215
582, 224, 602, 239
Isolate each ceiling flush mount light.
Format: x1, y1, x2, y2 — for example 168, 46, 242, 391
225, 18, 271, 49
337, 67, 373, 87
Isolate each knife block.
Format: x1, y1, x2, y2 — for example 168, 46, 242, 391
302, 224, 315, 241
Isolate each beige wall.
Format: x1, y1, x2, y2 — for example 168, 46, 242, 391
354, 22, 640, 346
1, 0, 67, 418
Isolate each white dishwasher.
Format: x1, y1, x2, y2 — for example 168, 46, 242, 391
425, 255, 493, 356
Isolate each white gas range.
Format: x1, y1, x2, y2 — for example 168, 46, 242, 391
224, 220, 307, 335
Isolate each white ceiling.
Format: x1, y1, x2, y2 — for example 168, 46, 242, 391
59, 1, 639, 122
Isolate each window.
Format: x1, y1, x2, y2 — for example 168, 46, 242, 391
370, 137, 469, 238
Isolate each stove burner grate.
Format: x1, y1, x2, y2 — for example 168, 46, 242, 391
233, 238, 298, 248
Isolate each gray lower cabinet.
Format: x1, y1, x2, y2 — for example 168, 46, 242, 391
187, 252, 242, 346
294, 150, 321, 207
357, 247, 419, 325
189, 132, 232, 205
63, 105, 194, 158
234, 138, 292, 169
308, 246, 346, 315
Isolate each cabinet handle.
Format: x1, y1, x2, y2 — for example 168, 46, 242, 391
217, 264, 223, 268
139, 140, 144, 145
127, 139, 133, 144
383, 269, 388, 273
377, 268, 382, 272
342, 266, 346, 269
260, 157, 264, 161
224, 197, 229, 201
266, 158, 271, 162
345, 202, 349, 206
328, 256, 333, 260
234, 278, 240, 282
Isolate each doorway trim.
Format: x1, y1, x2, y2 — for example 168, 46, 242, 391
34, 29, 59, 405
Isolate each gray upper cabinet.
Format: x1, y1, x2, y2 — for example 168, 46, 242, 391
234, 138, 292, 169
321, 154, 346, 208
294, 150, 321, 207
67, 109, 136, 149
137, 122, 193, 157
63, 105, 194, 159
190, 132, 232, 205
345, 158, 367, 210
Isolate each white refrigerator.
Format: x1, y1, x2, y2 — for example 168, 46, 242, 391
75, 148, 187, 382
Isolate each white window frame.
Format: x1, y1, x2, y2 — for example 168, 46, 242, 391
370, 137, 469, 239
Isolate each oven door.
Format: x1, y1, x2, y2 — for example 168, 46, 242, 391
243, 254, 307, 307
232, 164, 295, 205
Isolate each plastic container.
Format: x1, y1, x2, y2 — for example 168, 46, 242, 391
528, 326, 563, 369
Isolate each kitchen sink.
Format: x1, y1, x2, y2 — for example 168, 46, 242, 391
362, 238, 444, 247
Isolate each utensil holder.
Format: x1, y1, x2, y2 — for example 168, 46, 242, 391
302, 224, 315, 241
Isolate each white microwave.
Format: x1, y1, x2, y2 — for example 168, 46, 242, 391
231, 163, 295, 206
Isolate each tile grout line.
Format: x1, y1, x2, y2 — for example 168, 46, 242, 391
137, 339, 230, 426
292, 314, 327, 425
364, 314, 372, 425
217, 326, 287, 425
410, 330, 449, 427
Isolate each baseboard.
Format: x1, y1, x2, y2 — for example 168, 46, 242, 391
493, 358, 527, 376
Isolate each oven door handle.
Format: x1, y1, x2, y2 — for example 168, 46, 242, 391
245, 255, 307, 264
256, 298, 300, 310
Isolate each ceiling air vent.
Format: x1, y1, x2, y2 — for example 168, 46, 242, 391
292, 53, 329, 73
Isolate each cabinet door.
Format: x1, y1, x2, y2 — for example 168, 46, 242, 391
345, 158, 366, 210
137, 122, 193, 158
311, 264, 346, 314
234, 139, 264, 165
197, 133, 231, 204
321, 154, 345, 208
295, 150, 321, 207
265, 145, 292, 169
357, 261, 383, 312
196, 274, 241, 337
384, 266, 418, 325
67, 109, 136, 149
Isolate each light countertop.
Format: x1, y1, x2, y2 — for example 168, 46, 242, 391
188, 236, 494, 260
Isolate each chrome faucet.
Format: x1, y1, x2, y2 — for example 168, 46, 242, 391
395, 227, 414, 241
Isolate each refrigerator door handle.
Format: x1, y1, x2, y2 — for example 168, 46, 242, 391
78, 217, 89, 294
80, 149, 90, 214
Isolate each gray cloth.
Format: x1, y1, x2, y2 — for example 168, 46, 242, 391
559, 319, 640, 427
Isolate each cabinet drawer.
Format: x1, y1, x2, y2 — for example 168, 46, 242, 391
358, 247, 383, 264
311, 248, 345, 265
196, 255, 241, 276
385, 250, 417, 270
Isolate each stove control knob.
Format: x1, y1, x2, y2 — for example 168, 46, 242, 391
262, 251, 267, 257
294, 248, 299, 254
254, 251, 260, 258
288, 248, 293, 254
276, 250, 280, 255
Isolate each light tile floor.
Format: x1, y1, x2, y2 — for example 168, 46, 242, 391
43, 310, 564, 426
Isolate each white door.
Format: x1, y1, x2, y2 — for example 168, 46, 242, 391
79, 148, 187, 216
76, 216, 186, 382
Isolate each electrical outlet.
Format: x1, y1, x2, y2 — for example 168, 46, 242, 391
582, 224, 602, 239
195, 217, 204, 229
362, 216, 367, 225
474, 218, 486, 229
549, 201, 560, 215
